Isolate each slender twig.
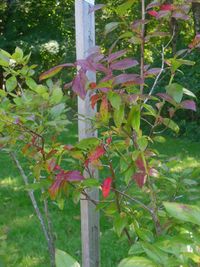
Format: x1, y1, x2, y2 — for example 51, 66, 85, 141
10, 152, 55, 267
43, 197, 55, 267
113, 188, 152, 214
140, 0, 145, 94
143, 28, 176, 104
108, 159, 132, 244
144, 45, 165, 104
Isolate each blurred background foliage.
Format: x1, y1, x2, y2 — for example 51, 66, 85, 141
0, 0, 200, 140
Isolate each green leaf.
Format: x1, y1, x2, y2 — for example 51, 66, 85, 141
0, 49, 10, 67
55, 249, 80, 267
183, 88, 196, 98
135, 228, 154, 243
114, 213, 128, 237
107, 91, 122, 110
166, 83, 183, 103
76, 137, 100, 150
163, 202, 200, 225
118, 256, 157, 267
153, 136, 166, 143
115, 0, 135, 16
143, 104, 156, 117
50, 87, 63, 104
167, 58, 195, 73
82, 178, 100, 187
105, 22, 119, 35
128, 105, 140, 133
163, 118, 179, 133
137, 136, 148, 151
6, 76, 17, 92
141, 242, 167, 265
26, 77, 37, 90
128, 242, 144, 255
114, 105, 124, 127
12, 47, 23, 61
50, 103, 66, 118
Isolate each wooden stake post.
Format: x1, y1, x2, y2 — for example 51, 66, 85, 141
75, 1, 100, 266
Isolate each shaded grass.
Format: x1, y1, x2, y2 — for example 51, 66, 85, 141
0, 133, 200, 266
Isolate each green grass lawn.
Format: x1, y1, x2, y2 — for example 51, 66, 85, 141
0, 135, 200, 267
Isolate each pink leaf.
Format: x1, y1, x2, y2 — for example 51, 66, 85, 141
89, 4, 105, 13
66, 171, 84, 182
148, 10, 158, 17
157, 93, 174, 103
145, 68, 161, 76
93, 63, 109, 73
110, 58, 138, 70
102, 177, 112, 198
76, 59, 96, 72
181, 100, 196, 111
114, 74, 143, 85
157, 10, 171, 19
99, 87, 111, 93
146, 1, 160, 10
72, 70, 87, 99
133, 172, 147, 188
108, 50, 127, 63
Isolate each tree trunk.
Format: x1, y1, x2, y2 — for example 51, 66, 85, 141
192, 2, 200, 34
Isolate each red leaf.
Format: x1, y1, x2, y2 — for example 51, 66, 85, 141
102, 177, 112, 198
100, 96, 109, 119
49, 176, 65, 200
148, 10, 158, 17
133, 172, 147, 188
181, 100, 196, 111
64, 144, 74, 151
110, 58, 138, 70
48, 170, 84, 199
160, 4, 174, 11
47, 158, 57, 172
89, 82, 97, 89
88, 145, 105, 162
39, 63, 74, 81
189, 34, 200, 49
106, 137, 112, 145
90, 94, 100, 109
135, 156, 145, 172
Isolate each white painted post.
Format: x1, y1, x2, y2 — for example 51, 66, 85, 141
75, 1, 100, 267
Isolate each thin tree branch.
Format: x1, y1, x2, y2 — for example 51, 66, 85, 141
10, 152, 55, 267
